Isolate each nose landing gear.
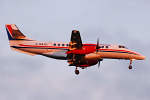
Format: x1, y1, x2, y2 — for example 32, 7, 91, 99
129, 65, 132, 69
129, 59, 133, 69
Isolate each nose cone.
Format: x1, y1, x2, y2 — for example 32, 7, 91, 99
141, 55, 146, 60
138, 55, 146, 60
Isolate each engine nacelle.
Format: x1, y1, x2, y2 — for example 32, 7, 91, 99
85, 53, 101, 60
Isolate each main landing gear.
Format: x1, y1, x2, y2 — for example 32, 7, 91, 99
75, 67, 80, 75
129, 59, 133, 69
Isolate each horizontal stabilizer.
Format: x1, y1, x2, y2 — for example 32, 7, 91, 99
11, 47, 37, 56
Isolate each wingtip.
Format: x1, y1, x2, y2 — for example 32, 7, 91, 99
72, 30, 79, 33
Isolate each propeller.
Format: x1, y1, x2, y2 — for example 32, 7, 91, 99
96, 38, 101, 53
96, 38, 101, 68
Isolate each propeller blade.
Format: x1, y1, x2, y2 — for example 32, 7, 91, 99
98, 59, 103, 68
97, 38, 99, 46
98, 60, 100, 68
96, 38, 100, 53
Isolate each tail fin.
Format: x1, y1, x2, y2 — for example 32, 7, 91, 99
5, 24, 36, 55
5, 24, 29, 40
5, 24, 33, 46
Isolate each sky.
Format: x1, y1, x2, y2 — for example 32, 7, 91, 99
0, 0, 150, 100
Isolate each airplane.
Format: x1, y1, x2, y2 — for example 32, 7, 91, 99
5, 24, 146, 75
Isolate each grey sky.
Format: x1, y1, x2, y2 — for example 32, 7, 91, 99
0, 0, 150, 100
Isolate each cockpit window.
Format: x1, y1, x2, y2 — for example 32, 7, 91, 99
122, 46, 125, 48
119, 45, 128, 49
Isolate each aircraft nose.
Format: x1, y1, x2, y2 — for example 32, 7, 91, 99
140, 55, 146, 60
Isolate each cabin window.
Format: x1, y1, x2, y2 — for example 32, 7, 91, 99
44, 43, 47, 45
58, 44, 60, 46
66, 44, 69, 47
39, 43, 43, 45
53, 43, 56, 46
106, 46, 108, 49
101, 46, 104, 48
62, 44, 65, 46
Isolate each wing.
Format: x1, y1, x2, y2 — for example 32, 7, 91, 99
68, 30, 83, 50
67, 30, 85, 66
66, 30, 99, 67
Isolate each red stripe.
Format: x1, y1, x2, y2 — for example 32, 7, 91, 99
6, 25, 13, 36
99, 49, 141, 56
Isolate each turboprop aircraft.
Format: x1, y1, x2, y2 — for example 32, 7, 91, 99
5, 24, 146, 75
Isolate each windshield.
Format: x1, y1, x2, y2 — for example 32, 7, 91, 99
119, 45, 128, 49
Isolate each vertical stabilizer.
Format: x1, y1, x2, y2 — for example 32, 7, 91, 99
5, 24, 33, 46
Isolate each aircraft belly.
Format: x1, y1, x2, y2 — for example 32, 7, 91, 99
42, 50, 67, 60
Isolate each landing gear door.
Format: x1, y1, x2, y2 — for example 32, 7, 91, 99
47, 42, 52, 52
